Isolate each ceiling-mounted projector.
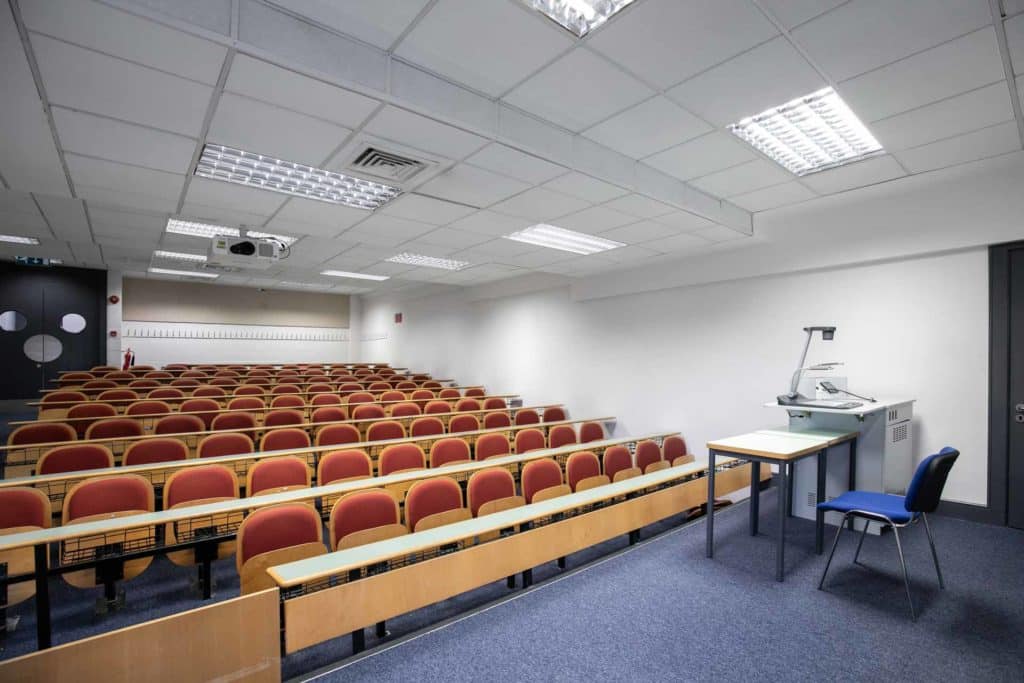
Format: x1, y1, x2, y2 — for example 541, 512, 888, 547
207, 236, 283, 270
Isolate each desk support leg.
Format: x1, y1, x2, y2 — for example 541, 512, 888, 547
815, 449, 826, 554
749, 461, 760, 536
34, 543, 50, 650
776, 464, 789, 582
705, 451, 716, 559
847, 439, 858, 531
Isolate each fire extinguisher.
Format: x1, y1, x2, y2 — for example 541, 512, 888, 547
122, 348, 135, 370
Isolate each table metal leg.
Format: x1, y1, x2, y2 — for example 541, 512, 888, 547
705, 451, 716, 559
815, 449, 826, 554
847, 438, 858, 531
776, 463, 789, 582
34, 543, 50, 650
749, 461, 760, 536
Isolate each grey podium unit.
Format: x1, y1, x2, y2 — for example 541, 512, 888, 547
765, 398, 915, 532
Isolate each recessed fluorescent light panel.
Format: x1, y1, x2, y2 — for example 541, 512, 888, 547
728, 87, 883, 176
153, 250, 206, 262
279, 281, 329, 288
387, 253, 470, 271
321, 270, 390, 281
166, 218, 240, 238
196, 144, 401, 210
148, 266, 218, 279
245, 230, 297, 246
505, 224, 624, 255
521, 0, 636, 37
0, 234, 40, 245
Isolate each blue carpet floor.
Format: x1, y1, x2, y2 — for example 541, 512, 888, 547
299, 490, 1024, 683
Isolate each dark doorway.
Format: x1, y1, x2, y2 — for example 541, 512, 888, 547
991, 242, 1024, 528
0, 263, 106, 399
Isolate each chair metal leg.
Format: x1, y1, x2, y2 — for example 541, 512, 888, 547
892, 526, 916, 620
818, 514, 847, 590
921, 513, 945, 589
852, 519, 870, 565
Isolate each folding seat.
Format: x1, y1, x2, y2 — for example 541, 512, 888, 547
271, 384, 301, 395
144, 371, 173, 379
411, 389, 434, 400
338, 382, 363, 392
169, 378, 200, 388
311, 406, 347, 423
362, 375, 384, 383
347, 391, 375, 405
37, 443, 114, 474
41, 390, 89, 406
483, 397, 506, 410
405, 477, 470, 532
198, 432, 254, 458
318, 449, 372, 485
368, 381, 391, 391
307, 383, 334, 394
107, 371, 138, 380
514, 409, 540, 426
65, 405, 116, 438
635, 440, 667, 474
0, 487, 50, 605
264, 409, 305, 428
83, 380, 118, 390
330, 489, 407, 550
227, 396, 265, 411
236, 503, 325, 594
90, 365, 119, 373
352, 368, 371, 376
246, 369, 271, 378
9, 421, 77, 448
483, 412, 512, 429
311, 393, 343, 406
514, 428, 546, 454
97, 389, 138, 402
247, 377, 272, 387
544, 405, 569, 421
662, 435, 693, 466
128, 379, 160, 390
191, 386, 226, 399
449, 414, 480, 433
455, 398, 482, 412
424, 400, 452, 415
548, 424, 577, 450
410, 416, 444, 437
380, 390, 406, 403
468, 468, 525, 518
352, 404, 386, 420
379, 443, 426, 476
194, 365, 218, 372
316, 423, 361, 447
123, 438, 188, 466
430, 438, 471, 468
125, 400, 171, 417
247, 456, 311, 495
163, 364, 188, 370
180, 370, 207, 378
271, 394, 305, 409
475, 433, 510, 461
367, 420, 405, 442
333, 374, 358, 383
209, 378, 236, 387
61, 371, 95, 383
180, 398, 221, 429
464, 387, 486, 398
438, 388, 461, 399
603, 446, 640, 482
522, 459, 570, 503
390, 401, 421, 417
395, 381, 417, 390
155, 413, 204, 435
260, 428, 311, 452
211, 412, 258, 432
85, 418, 144, 441
164, 464, 240, 568
132, 365, 156, 372
422, 381, 442, 390
233, 385, 265, 397
579, 421, 605, 443
377, 368, 396, 377
62, 475, 155, 596
566, 451, 609, 492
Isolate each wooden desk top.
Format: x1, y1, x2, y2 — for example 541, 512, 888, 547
707, 427, 857, 461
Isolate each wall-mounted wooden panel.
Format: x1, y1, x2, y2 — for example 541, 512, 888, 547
123, 278, 349, 327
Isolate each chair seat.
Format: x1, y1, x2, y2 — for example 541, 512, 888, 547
818, 490, 917, 524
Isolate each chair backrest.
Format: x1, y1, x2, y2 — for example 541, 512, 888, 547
82, 380, 117, 390
405, 477, 462, 532
123, 438, 188, 466
390, 402, 422, 417
424, 400, 451, 415
270, 394, 305, 409
467, 468, 517, 517
662, 435, 688, 463
260, 428, 311, 452
271, 384, 301, 395
548, 424, 577, 449
211, 412, 258, 431
247, 456, 311, 495
438, 388, 461, 399
367, 420, 405, 442
125, 400, 171, 417
464, 387, 486, 398
308, 383, 336, 395
85, 418, 144, 441
329, 489, 402, 549
97, 389, 139, 402
379, 443, 426, 476
311, 406, 347, 423
311, 393, 343, 406
236, 503, 322, 570
191, 387, 226, 399
635, 440, 662, 472
347, 392, 374, 405
522, 459, 563, 503
514, 428, 546, 454
411, 389, 434, 400
410, 416, 444, 437
318, 449, 372, 485
380, 391, 406, 403
430, 438, 471, 468
368, 382, 391, 391
395, 381, 416, 390
338, 383, 363, 392
603, 445, 633, 481
449, 414, 480, 433
233, 385, 264, 396
164, 464, 238, 508
483, 412, 511, 429
456, 398, 481, 412
542, 406, 566, 422
904, 447, 960, 513
0, 487, 51, 529
475, 433, 510, 460
147, 388, 185, 400
566, 451, 603, 492
316, 423, 361, 447
514, 409, 539, 426
9, 422, 76, 446
197, 432, 254, 458
61, 372, 94, 382
228, 397, 265, 411
352, 404, 386, 420
482, 397, 506, 410
128, 379, 160, 389
154, 414, 205, 435
180, 398, 221, 428
63, 474, 154, 523
41, 390, 88, 404
169, 378, 201, 388
264, 409, 305, 428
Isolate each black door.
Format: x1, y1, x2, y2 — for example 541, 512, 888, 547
0, 263, 106, 400
1008, 246, 1024, 529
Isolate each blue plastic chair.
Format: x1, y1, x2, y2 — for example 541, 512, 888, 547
817, 447, 959, 619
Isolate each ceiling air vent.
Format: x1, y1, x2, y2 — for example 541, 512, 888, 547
348, 147, 427, 183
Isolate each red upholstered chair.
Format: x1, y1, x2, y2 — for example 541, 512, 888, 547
60, 371, 94, 382
464, 387, 486, 398
308, 383, 335, 395
395, 381, 416, 390
483, 412, 511, 429
85, 418, 144, 441
123, 438, 188, 466
37, 443, 114, 475
522, 458, 570, 503
97, 389, 139, 402
236, 503, 325, 594
430, 438, 471, 468
467, 468, 523, 517
214, 370, 240, 378
379, 390, 405, 403
316, 423, 361, 447
271, 384, 301, 395
82, 380, 117, 390
408, 417, 443, 437
379, 444, 426, 476
424, 400, 451, 415
662, 435, 693, 466
260, 428, 311, 453
147, 388, 185, 401
271, 394, 305, 409
233, 385, 264, 397
475, 433, 510, 461
311, 406, 347, 423
197, 432, 253, 459
368, 382, 391, 392
542, 406, 567, 422
411, 389, 434, 400
449, 414, 480, 434
143, 371, 172, 379
405, 477, 469, 532
247, 377, 272, 387
421, 380, 442, 389
211, 412, 257, 432
367, 420, 405, 442
347, 392, 374, 406
155, 414, 205, 435
169, 378, 200, 388
164, 464, 239, 567
0, 488, 51, 605
329, 489, 407, 550
264, 409, 305, 428
579, 421, 605, 443
635, 440, 667, 474
228, 396, 265, 411
247, 456, 312, 495
42, 390, 89, 404
209, 378, 236, 387
127, 379, 159, 390
62, 474, 155, 591
353, 368, 372, 376
338, 382, 363, 392
318, 450, 372, 485
455, 398, 481, 412
438, 388, 461, 400
390, 402, 421, 417
310, 393, 343, 408
8, 422, 76, 446
163, 364, 188, 370
603, 445, 639, 483
483, 397, 506, 410
514, 428, 546, 454
352, 404, 386, 421
90, 365, 119, 373
131, 365, 155, 372
548, 425, 577, 450
180, 370, 207, 378
514, 409, 540, 426
180, 398, 221, 429
191, 386, 227, 399
566, 451, 609, 492
125, 400, 171, 417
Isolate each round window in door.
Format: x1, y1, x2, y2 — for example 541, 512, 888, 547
60, 313, 87, 334
24, 334, 63, 363
1, 310, 28, 332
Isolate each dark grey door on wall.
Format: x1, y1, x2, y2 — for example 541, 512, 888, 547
1007, 246, 1024, 529
0, 263, 106, 400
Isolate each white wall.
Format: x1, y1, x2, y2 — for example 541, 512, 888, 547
359, 248, 989, 506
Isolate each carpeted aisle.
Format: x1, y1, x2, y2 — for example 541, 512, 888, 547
301, 489, 1024, 682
